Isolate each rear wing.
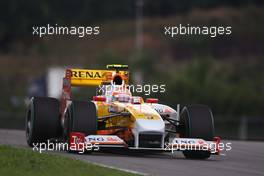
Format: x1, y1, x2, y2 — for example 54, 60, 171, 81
60, 65, 129, 114
68, 69, 129, 86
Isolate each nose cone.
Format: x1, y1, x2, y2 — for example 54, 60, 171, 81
135, 119, 165, 133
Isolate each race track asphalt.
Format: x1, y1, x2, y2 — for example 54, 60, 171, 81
0, 129, 263, 176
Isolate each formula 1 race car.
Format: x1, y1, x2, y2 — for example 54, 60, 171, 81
26, 64, 221, 159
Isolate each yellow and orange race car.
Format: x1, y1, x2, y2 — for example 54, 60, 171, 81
26, 64, 221, 159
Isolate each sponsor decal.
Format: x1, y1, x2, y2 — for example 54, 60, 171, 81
173, 139, 197, 144
154, 108, 163, 114
71, 70, 104, 79
86, 135, 123, 143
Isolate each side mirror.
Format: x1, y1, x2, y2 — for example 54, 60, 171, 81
93, 96, 106, 102
146, 98, 158, 103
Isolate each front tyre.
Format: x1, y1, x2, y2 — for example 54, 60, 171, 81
64, 100, 97, 153
65, 100, 97, 136
180, 104, 215, 159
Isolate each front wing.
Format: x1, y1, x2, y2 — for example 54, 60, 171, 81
69, 132, 221, 155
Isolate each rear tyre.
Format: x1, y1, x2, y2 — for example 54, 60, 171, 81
180, 104, 214, 159
26, 97, 61, 147
64, 100, 97, 152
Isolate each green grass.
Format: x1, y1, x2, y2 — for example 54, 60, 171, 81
0, 145, 140, 176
